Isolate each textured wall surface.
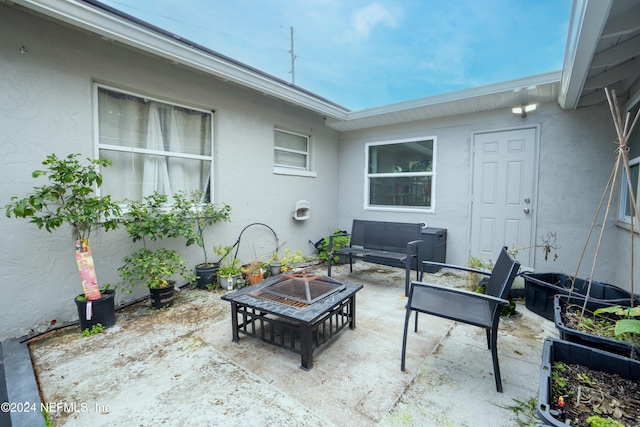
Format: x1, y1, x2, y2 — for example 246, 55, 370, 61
338, 102, 635, 286
0, 4, 340, 339
1, 3, 638, 340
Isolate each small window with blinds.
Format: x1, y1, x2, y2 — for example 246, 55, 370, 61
274, 128, 315, 177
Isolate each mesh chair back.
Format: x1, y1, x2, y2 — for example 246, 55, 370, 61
484, 247, 519, 299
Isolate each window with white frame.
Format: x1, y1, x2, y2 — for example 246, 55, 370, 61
96, 85, 213, 202
620, 155, 640, 225
619, 100, 640, 226
274, 128, 314, 176
366, 138, 435, 210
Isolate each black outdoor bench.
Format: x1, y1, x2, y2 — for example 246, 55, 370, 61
326, 220, 423, 295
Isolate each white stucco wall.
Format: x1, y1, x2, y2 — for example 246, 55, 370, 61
338, 102, 637, 291
0, 5, 340, 339
2, 3, 638, 340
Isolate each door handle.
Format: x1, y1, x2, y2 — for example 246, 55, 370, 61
524, 208, 531, 214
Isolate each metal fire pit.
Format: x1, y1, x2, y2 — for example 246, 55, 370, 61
221, 273, 363, 370
260, 271, 346, 305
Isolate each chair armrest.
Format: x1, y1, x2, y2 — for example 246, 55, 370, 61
406, 239, 422, 255
409, 281, 510, 306
421, 261, 491, 276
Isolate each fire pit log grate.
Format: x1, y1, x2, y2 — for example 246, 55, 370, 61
259, 271, 346, 305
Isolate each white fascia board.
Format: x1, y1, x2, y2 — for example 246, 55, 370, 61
13, 0, 350, 120
344, 72, 562, 120
558, 0, 614, 110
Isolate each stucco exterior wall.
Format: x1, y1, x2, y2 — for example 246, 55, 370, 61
2, 3, 638, 340
338, 102, 635, 289
0, 5, 340, 339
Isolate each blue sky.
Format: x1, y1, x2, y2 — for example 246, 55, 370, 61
99, 0, 573, 111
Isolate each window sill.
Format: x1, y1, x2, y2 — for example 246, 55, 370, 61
366, 205, 434, 214
615, 220, 640, 235
273, 167, 316, 178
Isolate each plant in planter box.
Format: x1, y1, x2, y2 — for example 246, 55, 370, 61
554, 295, 640, 360
537, 337, 640, 426
4, 153, 122, 331
171, 190, 231, 288
594, 305, 640, 347
118, 192, 196, 307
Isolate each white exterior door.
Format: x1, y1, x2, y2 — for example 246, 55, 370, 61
470, 128, 537, 267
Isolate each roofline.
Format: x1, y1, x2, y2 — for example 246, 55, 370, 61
558, 0, 613, 110
10, 0, 351, 119
345, 72, 562, 120
8, 0, 569, 128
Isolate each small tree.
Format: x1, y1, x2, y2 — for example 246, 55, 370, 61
5, 153, 121, 242
5, 153, 121, 297
170, 190, 231, 266
118, 192, 195, 291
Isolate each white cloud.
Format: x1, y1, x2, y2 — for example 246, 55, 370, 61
351, 3, 401, 39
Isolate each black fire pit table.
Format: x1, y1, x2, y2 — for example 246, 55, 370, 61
221, 271, 363, 370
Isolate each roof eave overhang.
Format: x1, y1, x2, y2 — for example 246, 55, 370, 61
558, 0, 614, 110
326, 72, 561, 132
10, 0, 350, 120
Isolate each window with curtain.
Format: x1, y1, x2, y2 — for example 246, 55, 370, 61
366, 138, 435, 210
274, 128, 315, 177
96, 85, 213, 202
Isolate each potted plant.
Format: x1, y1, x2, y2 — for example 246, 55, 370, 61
118, 192, 196, 307
266, 248, 304, 276
244, 261, 264, 285
213, 245, 242, 290
4, 153, 122, 331
267, 252, 283, 277
118, 248, 195, 308
315, 229, 350, 265
279, 248, 304, 273
171, 190, 231, 289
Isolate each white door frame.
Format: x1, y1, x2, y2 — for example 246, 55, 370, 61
468, 125, 540, 269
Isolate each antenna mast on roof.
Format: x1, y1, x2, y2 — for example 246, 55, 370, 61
289, 27, 296, 85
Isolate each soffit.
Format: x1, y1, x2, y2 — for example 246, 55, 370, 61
326, 73, 561, 132
560, 0, 640, 110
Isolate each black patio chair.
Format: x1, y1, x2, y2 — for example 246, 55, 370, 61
400, 246, 520, 392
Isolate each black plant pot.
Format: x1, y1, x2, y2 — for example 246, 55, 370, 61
75, 289, 116, 331
538, 337, 640, 426
523, 271, 640, 321
149, 282, 175, 309
554, 294, 639, 359
195, 262, 219, 289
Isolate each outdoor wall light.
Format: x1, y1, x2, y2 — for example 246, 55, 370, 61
512, 104, 537, 118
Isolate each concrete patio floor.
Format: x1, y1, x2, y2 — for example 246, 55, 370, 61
26, 261, 558, 426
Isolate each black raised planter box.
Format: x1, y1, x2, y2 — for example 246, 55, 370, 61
523, 271, 639, 321
554, 294, 639, 359
538, 337, 640, 426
